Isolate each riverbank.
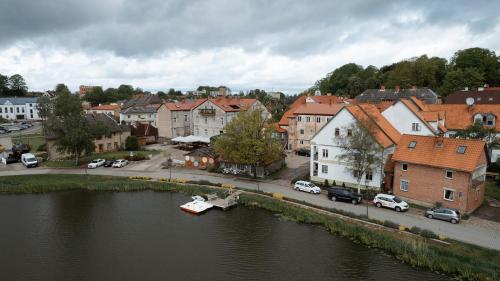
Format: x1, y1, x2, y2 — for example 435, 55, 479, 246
0, 174, 498, 281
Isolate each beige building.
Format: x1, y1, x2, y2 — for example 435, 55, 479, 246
46, 113, 131, 160
157, 99, 205, 140
87, 104, 121, 119
192, 97, 270, 138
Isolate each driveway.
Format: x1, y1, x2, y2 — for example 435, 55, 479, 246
1, 165, 499, 251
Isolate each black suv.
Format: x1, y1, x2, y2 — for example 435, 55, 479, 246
327, 187, 362, 204
295, 148, 311, 157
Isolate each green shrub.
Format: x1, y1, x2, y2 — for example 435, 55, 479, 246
420, 229, 438, 239
383, 220, 399, 229
342, 182, 346, 188
324, 179, 329, 188
332, 180, 337, 186
124, 153, 147, 161
125, 136, 139, 151
409, 226, 422, 235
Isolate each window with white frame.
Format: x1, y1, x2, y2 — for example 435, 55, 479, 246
486, 115, 495, 126
297, 116, 302, 122
321, 165, 328, 174
299, 140, 304, 144
365, 171, 373, 181
306, 116, 311, 122
322, 149, 328, 158
401, 163, 408, 171
444, 189, 454, 201
411, 123, 420, 131
445, 170, 453, 179
400, 180, 409, 192
316, 116, 321, 123
335, 128, 340, 136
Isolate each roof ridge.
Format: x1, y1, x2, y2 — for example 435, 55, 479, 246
357, 104, 398, 145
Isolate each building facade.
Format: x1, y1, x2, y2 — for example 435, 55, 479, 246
157, 99, 205, 140
391, 135, 487, 213
120, 105, 159, 127
0, 97, 40, 120
88, 104, 121, 119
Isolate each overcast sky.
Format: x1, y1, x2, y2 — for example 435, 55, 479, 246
0, 0, 499, 94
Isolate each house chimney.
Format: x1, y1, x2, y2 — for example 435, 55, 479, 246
380, 85, 386, 91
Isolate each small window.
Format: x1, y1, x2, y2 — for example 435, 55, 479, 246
347, 129, 352, 136
408, 141, 417, 148
184, 115, 188, 121
173, 117, 177, 123
297, 116, 302, 122
365, 171, 373, 181
316, 116, 321, 123
445, 170, 453, 179
204, 117, 208, 124
321, 165, 328, 174
411, 123, 420, 131
401, 163, 408, 171
204, 129, 208, 135
300, 129, 304, 135
322, 149, 328, 158
444, 189, 454, 201
400, 180, 409, 192
306, 116, 311, 122
299, 140, 304, 144
335, 128, 340, 136
457, 146, 466, 154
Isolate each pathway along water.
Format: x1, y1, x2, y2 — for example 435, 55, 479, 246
0, 191, 450, 281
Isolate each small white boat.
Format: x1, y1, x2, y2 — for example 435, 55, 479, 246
180, 200, 213, 214
191, 195, 206, 202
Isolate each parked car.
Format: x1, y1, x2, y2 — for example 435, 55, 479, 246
0, 129, 6, 134
293, 180, 321, 194
20, 124, 30, 130
21, 122, 32, 128
327, 187, 362, 204
112, 159, 129, 168
21, 153, 38, 168
103, 160, 115, 167
88, 159, 105, 169
425, 207, 461, 224
373, 194, 409, 212
5, 126, 21, 132
295, 148, 311, 157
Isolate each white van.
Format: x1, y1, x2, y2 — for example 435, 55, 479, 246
21, 153, 38, 168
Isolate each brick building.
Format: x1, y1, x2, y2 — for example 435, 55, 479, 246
390, 135, 487, 213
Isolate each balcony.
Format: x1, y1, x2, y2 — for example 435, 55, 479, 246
199, 108, 216, 116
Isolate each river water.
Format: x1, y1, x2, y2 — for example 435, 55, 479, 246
0, 191, 450, 281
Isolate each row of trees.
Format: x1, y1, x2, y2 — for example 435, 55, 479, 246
312, 47, 500, 98
0, 74, 28, 96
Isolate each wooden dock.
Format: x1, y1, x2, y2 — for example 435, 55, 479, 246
206, 191, 241, 210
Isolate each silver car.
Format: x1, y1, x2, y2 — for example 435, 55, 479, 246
425, 207, 461, 224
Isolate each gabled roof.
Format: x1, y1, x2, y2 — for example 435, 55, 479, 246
356, 88, 438, 104
278, 95, 340, 126
445, 89, 500, 104
121, 105, 158, 114
398, 99, 439, 133
426, 104, 500, 131
392, 134, 486, 172
164, 99, 206, 111
0, 97, 39, 105
85, 113, 130, 133
345, 104, 401, 148
292, 103, 344, 116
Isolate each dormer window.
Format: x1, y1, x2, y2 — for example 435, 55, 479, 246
486, 115, 495, 126
474, 114, 483, 124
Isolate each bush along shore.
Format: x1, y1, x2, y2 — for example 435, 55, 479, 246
0, 174, 499, 281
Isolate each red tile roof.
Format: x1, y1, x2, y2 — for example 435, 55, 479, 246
392, 134, 486, 172
92, 104, 120, 110
278, 95, 341, 126
293, 103, 344, 116
165, 99, 206, 111
346, 104, 401, 148
426, 104, 500, 131
209, 97, 258, 112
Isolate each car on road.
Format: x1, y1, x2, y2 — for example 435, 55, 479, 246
88, 159, 105, 169
19, 124, 30, 130
0, 129, 6, 134
103, 160, 115, 167
112, 159, 129, 168
327, 187, 362, 204
5, 126, 21, 132
425, 207, 461, 224
21, 153, 38, 168
293, 180, 321, 194
373, 194, 409, 212
295, 148, 311, 157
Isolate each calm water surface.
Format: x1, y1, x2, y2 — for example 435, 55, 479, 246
0, 191, 450, 281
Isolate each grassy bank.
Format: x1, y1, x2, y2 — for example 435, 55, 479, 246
42, 150, 161, 168
0, 174, 498, 280
239, 194, 500, 281
11, 132, 45, 150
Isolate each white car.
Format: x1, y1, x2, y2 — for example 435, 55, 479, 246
373, 194, 409, 212
293, 180, 321, 194
112, 159, 129, 168
88, 159, 105, 169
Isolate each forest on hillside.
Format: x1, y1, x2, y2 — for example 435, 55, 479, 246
310, 47, 500, 98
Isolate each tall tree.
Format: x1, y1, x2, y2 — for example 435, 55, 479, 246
36, 96, 53, 137
0, 74, 8, 95
7, 74, 28, 95
47, 87, 97, 165
213, 109, 283, 177
336, 121, 382, 193
451, 47, 500, 85
439, 68, 485, 96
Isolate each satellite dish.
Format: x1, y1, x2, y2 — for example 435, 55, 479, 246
466, 97, 475, 106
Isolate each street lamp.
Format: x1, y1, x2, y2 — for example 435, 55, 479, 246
167, 157, 173, 181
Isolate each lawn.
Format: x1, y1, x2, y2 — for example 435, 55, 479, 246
11, 132, 45, 151
485, 180, 500, 201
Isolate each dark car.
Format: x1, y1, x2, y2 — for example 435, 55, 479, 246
425, 207, 461, 224
103, 160, 115, 167
327, 187, 362, 204
295, 148, 311, 157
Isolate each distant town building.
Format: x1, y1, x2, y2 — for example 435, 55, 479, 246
123, 94, 163, 109
445, 86, 500, 104
0, 97, 40, 120
157, 99, 205, 140
268, 92, 282, 99
88, 104, 122, 119
120, 105, 160, 127
356, 86, 439, 104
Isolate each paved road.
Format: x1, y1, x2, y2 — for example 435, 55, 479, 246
1, 166, 500, 251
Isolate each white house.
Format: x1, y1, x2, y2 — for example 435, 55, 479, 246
310, 104, 401, 189
191, 97, 270, 138
382, 99, 444, 136
120, 105, 159, 127
0, 97, 40, 120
